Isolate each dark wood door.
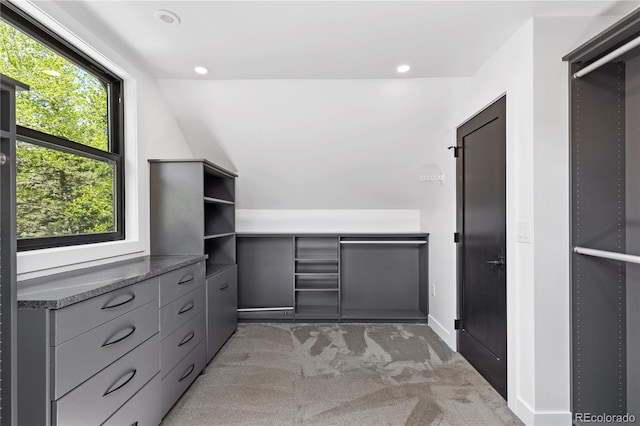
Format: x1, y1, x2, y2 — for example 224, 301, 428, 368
457, 96, 507, 399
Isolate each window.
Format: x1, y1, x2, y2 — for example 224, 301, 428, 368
0, 2, 124, 251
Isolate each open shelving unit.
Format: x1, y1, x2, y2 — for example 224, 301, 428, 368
149, 159, 237, 278
293, 237, 340, 321
149, 159, 239, 365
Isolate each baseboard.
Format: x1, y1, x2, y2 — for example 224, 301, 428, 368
515, 396, 571, 426
428, 314, 455, 350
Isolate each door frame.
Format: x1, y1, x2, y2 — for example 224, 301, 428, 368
455, 95, 508, 398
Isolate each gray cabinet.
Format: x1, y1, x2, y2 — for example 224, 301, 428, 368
237, 234, 428, 322
565, 12, 640, 421
18, 278, 161, 426
237, 236, 294, 321
149, 160, 238, 385
340, 236, 428, 321
206, 265, 238, 361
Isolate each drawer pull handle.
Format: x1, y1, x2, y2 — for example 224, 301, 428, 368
178, 331, 195, 347
178, 274, 194, 285
178, 363, 196, 382
102, 293, 136, 310
219, 283, 229, 291
178, 301, 195, 315
102, 326, 136, 348
103, 369, 136, 397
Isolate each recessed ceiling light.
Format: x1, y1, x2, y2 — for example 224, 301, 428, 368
154, 9, 181, 26
194, 66, 208, 75
43, 69, 61, 77
397, 64, 411, 73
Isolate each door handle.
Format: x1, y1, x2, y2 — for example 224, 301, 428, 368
0, 153, 6, 166
485, 256, 506, 268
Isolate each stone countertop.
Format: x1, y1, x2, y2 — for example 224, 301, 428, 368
18, 255, 207, 310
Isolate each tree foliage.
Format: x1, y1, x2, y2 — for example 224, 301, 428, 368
0, 20, 115, 239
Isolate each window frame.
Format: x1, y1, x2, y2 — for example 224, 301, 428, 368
1, 1, 125, 251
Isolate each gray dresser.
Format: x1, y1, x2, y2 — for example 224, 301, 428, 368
17, 255, 206, 425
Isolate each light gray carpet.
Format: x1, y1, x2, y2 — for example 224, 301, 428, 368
162, 323, 523, 425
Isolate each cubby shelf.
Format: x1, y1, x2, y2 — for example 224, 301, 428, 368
295, 288, 339, 292
294, 258, 338, 262
294, 273, 338, 277
206, 262, 236, 276
204, 196, 234, 205
204, 232, 235, 240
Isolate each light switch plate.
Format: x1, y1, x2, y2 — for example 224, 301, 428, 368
517, 222, 532, 244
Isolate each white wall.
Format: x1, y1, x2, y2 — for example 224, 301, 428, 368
15, 0, 193, 279
448, 19, 536, 417
441, 14, 620, 426
158, 78, 463, 232
530, 16, 620, 424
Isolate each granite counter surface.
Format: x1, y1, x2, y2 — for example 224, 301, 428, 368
18, 255, 207, 310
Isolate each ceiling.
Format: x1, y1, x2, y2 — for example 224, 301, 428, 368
62, 1, 638, 79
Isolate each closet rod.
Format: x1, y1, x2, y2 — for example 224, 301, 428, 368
340, 241, 427, 245
573, 34, 640, 78
574, 246, 640, 265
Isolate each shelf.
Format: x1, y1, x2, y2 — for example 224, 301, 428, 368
204, 171, 235, 201
206, 262, 236, 277
204, 196, 234, 205
295, 258, 338, 262
294, 273, 338, 277
340, 309, 427, 321
295, 237, 339, 260
295, 305, 339, 318
295, 288, 339, 292
204, 232, 235, 240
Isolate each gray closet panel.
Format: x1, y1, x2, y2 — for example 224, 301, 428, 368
150, 162, 204, 255
626, 55, 640, 419
341, 245, 420, 312
206, 266, 238, 361
571, 62, 627, 417
237, 237, 294, 309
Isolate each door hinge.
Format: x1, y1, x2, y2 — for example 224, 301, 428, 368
447, 145, 460, 158
454, 232, 460, 243
454, 319, 462, 330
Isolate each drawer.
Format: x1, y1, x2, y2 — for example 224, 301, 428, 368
53, 300, 159, 400
159, 262, 205, 307
52, 278, 158, 345
160, 285, 205, 341
161, 340, 206, 417
102, 373, 161, 426
53, 334, 159, 426
206, 266, 238, 362
161, 309, 205, 378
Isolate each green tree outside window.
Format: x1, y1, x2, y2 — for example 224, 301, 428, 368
1, 19, 116, 239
